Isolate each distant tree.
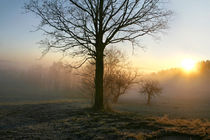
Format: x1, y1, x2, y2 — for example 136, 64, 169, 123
25, 0, 171, 110
79, 63, 95, 104
26, 65, 46, 87
80, 49, 138, 109
139, 79, 162, 105
48, 62, 73, 91
197, 60, 210, 74
26, 62, 74, 91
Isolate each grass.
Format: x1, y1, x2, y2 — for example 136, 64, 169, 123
0, 99, 209, 139
115, 98, 210, 120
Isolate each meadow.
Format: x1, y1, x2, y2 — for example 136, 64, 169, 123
1, 64, 210, 139
0, 96, 209, 140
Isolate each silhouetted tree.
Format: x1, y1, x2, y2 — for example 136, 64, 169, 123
139, 79, 162, 105
25, 0, 171, 110
80, 49, 138, 109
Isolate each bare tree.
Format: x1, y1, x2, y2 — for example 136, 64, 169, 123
139, 79, 162, 105
104, 49, 138, 104
80, 48, 138, 109
25, 0, 171, 110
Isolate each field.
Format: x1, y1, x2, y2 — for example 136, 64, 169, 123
0, 98, 210, 140
116, 98, 210, 120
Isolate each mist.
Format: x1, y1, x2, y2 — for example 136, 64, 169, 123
112, 61, 210, 113
0, 61, 81, 104
1, 59, 210, 106
1, 0, 210, 139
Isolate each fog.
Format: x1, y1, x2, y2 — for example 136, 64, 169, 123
156, 62, 210, 102
0, 61, 80, 103
119, 61, 210, 106
1, 60, 210, 106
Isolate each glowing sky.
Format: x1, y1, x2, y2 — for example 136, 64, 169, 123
0, 0, 210, 71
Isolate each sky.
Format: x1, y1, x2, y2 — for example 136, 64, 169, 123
0, 0, 210, 72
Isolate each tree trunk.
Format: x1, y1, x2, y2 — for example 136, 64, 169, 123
93, 49, 104, 110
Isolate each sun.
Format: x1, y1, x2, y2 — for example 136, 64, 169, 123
181, 58, 196, 72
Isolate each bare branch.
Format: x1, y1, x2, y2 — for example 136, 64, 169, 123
65, 57, 93, 69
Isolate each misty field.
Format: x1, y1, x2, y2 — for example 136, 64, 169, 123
1, 62, 210, 139
116, 98, 210, 120
0, 98, 209, 140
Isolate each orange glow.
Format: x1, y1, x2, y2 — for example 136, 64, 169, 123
181, 58, 196, 72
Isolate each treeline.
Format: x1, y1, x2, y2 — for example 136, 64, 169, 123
0, 62, 79, 101
0, 49, 141, 106
151, 60, 210, 102
25, 62, 77, 92
1, 56, 210, 104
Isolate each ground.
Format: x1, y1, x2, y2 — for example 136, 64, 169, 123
0, 100, 209, 140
